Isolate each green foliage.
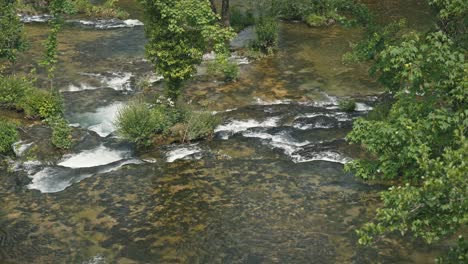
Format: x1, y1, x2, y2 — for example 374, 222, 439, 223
305, 14, 329, 27
40, 0, 75, 81
115, 101, 171, 147
19, 88, 63, 119
207, 56, 239, 82
0, 75, 32, 109
138, 0, 235, 100
48, 116, 72, 149
267, 0, 371, 26
182, 110, 221, 142
73, 0, 129, 19
345, 30, 468, 246
338, 98, 356, 112
343, 19, 407, 63
429, 0, 467, 46
251, 16, 279, 54
230, 7, 255, 32
0, 0, 28, 63
437, 236, 468, 264
115, 98, 220, 147
0, 119, 19, 154
0, 75, 64, 119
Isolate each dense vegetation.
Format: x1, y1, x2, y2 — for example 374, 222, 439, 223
344, 0, 467, 260
115, 97, 220, 147
138, 0, 235, 100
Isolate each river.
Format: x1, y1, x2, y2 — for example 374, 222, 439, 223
0, 0, 444, 263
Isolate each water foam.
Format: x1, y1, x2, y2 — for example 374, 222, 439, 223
101, 72, 133, 91
166, 145, 202, 162
58, 145, 130, 168
292, 150, 351, 164
70, 102, 124, 137
215, 117, 281, 139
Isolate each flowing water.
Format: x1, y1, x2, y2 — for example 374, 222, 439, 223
1, 1, 445, 263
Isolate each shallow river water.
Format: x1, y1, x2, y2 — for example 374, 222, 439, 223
1, 1, 446, 263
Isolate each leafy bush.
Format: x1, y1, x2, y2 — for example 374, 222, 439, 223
115, 101, 170, 147
73, 0, 129, 19
222, 61, 239, 82
251, 16, 279, 53
19, 88, 63, 119
305, 14, 328, 27
339, 98, 356, 112
270, 0, 314, 20
0, 119, 19, 154
180, 110, 221, 142
0, 75, 64, 119
48, 116, 72, 149
206, 58, 239, 82
0, 75, 32, 108
0, 0, 28, 62
230, 7, 255, 32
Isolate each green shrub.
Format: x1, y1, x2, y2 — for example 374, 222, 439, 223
182, 111, 221, 142
19, 88, 63, 119
270, 0, 313, 20
305, 14, 328, 27
207, 58, 239, 82
48, 116, 72, 149
339, 98, 356, 112
0, 75, 32, 109
230, 7, 255, 32
115, 101, 169, 147
251, 16, 279, 53
0, 119, 19, 154
73, 0, 129, 19
222, 61, 239, 82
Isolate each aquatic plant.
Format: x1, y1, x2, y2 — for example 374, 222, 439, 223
338, 98, 356, 112
230, 7, 255, 32
0, 119, 19, 155
48, 116, 73, 149
73, 0, 129, 19
206, 56, 239, 82
305, 14, 329, 27
181, 110, 221, 142
250, 16, 279, 54
115, 100, 171, 147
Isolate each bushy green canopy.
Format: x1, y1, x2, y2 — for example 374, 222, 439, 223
0, 0, 28, 63
138, 0, 235, 99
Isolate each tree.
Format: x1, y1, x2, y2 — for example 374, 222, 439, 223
0, 0, 28, 64
344, 0, 467, 259
138, 0, 235, 100
40, 0, 75, 85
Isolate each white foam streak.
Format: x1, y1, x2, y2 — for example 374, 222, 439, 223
102, 72, 133, 91
166, 146, 202, 162
71, 102, 124, 137
292, 151, 351, 164
355, 102, 373, 112
58, 145, 129, 168
215, 117, 280, 139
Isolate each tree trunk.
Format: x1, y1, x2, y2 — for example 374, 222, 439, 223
209, 0, 217, 15
221, 0, 230, 27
